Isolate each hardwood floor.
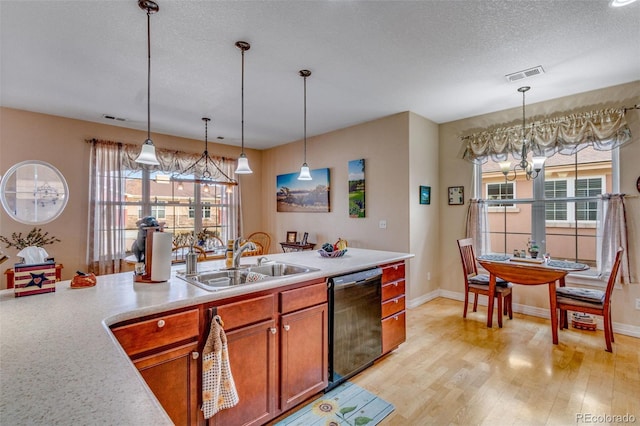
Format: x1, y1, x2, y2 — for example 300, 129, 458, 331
350, 297, 640, 425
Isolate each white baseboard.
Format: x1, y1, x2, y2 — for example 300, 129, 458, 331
409, 290, 640, 339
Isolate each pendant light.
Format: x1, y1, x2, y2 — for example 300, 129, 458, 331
297, 69, 312, 181
499, 86, 546, 181
234, 41, 253, 174
134, 0, 160, 166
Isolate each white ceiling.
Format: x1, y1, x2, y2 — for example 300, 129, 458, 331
1, 0, 639, 150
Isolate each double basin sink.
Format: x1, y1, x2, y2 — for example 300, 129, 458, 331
177, 261, 319, 291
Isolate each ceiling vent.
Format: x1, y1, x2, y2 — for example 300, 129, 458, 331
505, 66, 545, 83
102, 114, 127, 122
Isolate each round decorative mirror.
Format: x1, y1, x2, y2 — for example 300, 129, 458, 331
0, 160, 69, 224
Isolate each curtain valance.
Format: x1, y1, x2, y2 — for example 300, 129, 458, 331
462, 108, 632, 164
88, 139, 236, 177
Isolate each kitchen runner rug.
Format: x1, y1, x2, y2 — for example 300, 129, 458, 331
274, 381, 394, 426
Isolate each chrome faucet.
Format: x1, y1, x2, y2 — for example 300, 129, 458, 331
256, 256, 269, 266
232, 239, 257, 269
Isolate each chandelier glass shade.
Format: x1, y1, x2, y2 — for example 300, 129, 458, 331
234, 41, 253, 174
499, 86, 546, 181
298, 69, 312, 181
134, 0, 160, 166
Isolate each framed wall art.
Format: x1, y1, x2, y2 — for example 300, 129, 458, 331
348, 159, 365, 218
419, 185, 431, 205
448, 186, 464, 205
276, 168, 330, 213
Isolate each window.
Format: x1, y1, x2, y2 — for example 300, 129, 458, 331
487, 182, 514, 207
139, 205, 166, 219
479, 145, 614, 274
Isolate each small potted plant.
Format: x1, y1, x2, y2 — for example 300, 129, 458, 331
527, 239, 539, 259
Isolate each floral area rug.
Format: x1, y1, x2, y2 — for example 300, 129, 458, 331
274, 381, 394, 426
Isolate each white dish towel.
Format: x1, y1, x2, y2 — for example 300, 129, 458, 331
201, 315, 239, 419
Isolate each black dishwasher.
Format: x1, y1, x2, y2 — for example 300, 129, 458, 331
327, 268, 382, 390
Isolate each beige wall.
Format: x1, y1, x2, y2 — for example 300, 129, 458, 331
0, 107, 263, 285
439, 81, 640, 329
261, 112, 412, 252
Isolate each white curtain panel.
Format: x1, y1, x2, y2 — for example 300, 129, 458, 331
597, 194, 631, 284
465, 199, 491, 256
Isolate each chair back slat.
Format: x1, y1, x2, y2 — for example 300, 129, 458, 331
457, 238, 478, 278
604, 247, 624, 305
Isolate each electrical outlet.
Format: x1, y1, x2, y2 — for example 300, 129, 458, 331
379, 220, 387, 229
635, 298, 640, 310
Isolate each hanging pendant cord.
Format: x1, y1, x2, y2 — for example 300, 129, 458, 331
303, 74, 307, 163
146, 8, 151, 141
241, 48, 245, 154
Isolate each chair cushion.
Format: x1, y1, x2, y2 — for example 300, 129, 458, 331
469, 273, 510, 287
556, 287, 605, 304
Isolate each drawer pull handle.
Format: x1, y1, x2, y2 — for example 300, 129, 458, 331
394, 316, 399, 321
394, 299, 399, 304
157, 319, 166, 328
270, 327, 277, 334
191, 351, 199, 360
284, 324, 290, 331
393, 282, 398, 287
394, 265, 398, 270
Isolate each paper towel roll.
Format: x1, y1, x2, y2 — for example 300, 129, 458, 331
150, 232, 172, 282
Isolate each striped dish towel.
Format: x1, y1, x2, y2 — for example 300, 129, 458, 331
201, 315, 239, 418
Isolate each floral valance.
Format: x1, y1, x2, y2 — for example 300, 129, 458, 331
88, 139, 237, 180
462, 108, 633, 164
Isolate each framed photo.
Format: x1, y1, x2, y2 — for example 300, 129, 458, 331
301, 232, 309, 245
286, 231, 297, 243
419, 185, 431, 205
448, 186, 464, 205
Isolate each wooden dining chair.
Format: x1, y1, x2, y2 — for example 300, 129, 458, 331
556, 247, 623, 352
247, 232, 271, 255
171, 245, 206, 264
457, 238, 513, 325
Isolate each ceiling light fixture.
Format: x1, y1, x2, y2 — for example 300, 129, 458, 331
234, 41, 253, 174
297, 69, 312, 181
134, 0, 160, 166
609, 0, 638, 7
171, 117, 238, 189
499, 86, 546, 181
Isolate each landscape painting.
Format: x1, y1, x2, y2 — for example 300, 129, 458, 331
277, 168, 330, 212
348, 159, 365, 218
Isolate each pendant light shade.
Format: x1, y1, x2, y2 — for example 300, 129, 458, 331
134, 0, 160, 166
234, 41, 253, 174
298, 69, 312, 181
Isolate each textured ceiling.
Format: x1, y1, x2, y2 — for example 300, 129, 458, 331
1, 0, 639, 150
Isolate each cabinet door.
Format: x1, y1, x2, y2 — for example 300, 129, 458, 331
134, 342, 199, 426
210, 319, 277, 426
382, 311, 406, 354
280, 303, 328, 411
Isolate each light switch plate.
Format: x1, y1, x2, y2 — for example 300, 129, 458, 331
379, 220, 387, 229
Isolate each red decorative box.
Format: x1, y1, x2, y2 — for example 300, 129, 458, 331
13, 262, 56, 297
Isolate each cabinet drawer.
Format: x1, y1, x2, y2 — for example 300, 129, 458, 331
382, 279, 405, 301
381, 262, 405, 284
382, 311, 406, 354
112, 309, 199, 357
280, 281, 327, 314
381, 295, 405, 318
216, 294, 275, 331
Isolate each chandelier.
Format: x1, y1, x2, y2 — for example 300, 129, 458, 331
134, 0, 161, 166
171, 117, 238, 191
499, 86, 546, 181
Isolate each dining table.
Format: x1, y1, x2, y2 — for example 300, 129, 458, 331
477, 254, 589, 344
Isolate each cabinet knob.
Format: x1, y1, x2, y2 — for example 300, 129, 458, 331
191, 351, 199, 360
157, 319, 165, 328
270, 327, 277, 334
393, 282, 398, 287
394, 265, 399, 270
284, 324, 290, 331
394, 299, 399, 304
394, 315, 399, 321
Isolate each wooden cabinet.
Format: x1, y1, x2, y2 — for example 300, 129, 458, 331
209, 294, 277, 426
210, 279, 327, 425
279, 282, 328, 411
380, 262, 406, 355
111, 308, 200, 426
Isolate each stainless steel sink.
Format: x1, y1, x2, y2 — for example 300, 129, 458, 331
176, 262, 318, 291
245, 262, 315, 277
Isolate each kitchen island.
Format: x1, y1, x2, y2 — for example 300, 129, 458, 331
0, 248, 412, 425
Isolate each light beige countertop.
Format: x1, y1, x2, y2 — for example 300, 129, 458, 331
0, 248, 412, 425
